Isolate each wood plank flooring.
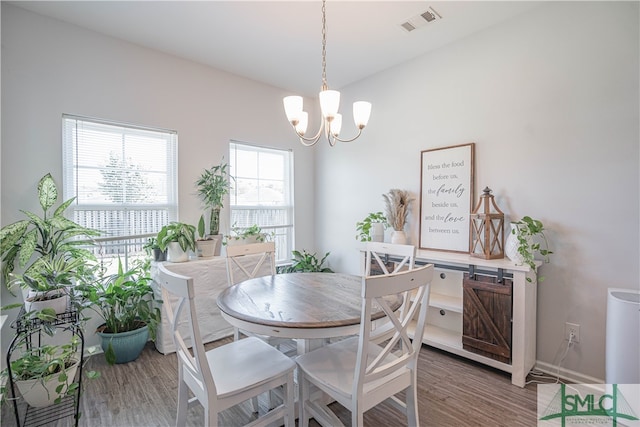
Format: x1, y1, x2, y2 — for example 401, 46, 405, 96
2, 338, 546, 426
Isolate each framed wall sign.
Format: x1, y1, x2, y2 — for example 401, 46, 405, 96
419, 143, 475, 253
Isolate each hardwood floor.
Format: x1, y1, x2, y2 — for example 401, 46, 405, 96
2, 338, 545, 426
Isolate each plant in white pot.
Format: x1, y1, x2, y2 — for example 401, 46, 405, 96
383, 189, 414, 244
195, 159, 233, 237
355, 212, 388, 242
224, 224, 269, 246
0, 173, 99, 314
157, 222, 196, 263
3, 335, 98, 408
505, 216, 553, 282
195, 215, 218, 258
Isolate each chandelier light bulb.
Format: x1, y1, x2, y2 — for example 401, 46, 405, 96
283, 96, 303, 124
330, 113, 342, 137
353, 101, 372, 129
296, 112, 309, 136
319, 90, 340, 119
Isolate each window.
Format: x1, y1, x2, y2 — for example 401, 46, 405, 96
62, 115, 178, 265
229, 142, 293, 263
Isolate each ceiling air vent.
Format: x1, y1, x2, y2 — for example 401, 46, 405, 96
401, 21, 417, 32
400, 6, 442, 33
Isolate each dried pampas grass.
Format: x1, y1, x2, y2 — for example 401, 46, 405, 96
383, 189, 415, 231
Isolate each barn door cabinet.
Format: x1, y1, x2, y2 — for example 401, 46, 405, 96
412, 249, 538, 387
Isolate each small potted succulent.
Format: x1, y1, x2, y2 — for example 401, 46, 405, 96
157, 222, 196, 263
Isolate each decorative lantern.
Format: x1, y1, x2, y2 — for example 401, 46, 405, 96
470, 187, 505, 259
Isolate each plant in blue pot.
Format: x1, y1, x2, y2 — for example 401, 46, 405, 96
77, 258, 160, 365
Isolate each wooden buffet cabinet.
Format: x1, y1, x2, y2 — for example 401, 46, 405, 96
363, 248, 538, 388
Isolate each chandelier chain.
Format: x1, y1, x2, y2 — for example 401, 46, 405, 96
321, 0, 327, 90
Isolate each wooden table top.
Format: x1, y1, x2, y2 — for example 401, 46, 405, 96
216, 273, 402, 332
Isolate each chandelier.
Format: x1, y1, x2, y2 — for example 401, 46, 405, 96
283, 0, 372, 147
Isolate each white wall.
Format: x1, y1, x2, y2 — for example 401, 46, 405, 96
316, 1, 639, 382
1, 4, 315, 350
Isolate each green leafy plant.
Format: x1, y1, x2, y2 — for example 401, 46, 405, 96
157, 222, 196, 253
224, 224, 270, 245
195, 159, 234, 236
355, 212, 388, 242
1, 335, 99, 406
512, 216, 553, 282
0, 173, 99, 290
77, 258, 161, 365
279, 250, 334, 273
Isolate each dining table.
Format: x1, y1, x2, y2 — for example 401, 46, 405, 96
216, 272, 403, 354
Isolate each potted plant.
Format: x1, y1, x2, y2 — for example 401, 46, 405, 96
505, 216, 553, 282
2, 335, 98, 408
157, 222, 196, 263
195, 214, 217, 258
278, 250, 334, 273
355, 212, 388, 242
383, 189, 414, 244
195, 159, 233, 237
77, 258, 160, 365
0, 173, 99, 313
224, 224, 270, 246
143, 236, 166, 262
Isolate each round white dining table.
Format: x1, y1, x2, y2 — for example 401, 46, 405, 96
216, 272, 402, 351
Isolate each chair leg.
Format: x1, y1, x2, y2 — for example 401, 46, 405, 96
351, 403, 364, 427
406, 382, 419, 427
233, 327, 241, 341
284, 371, 295, 427
299, 371, 310, 427
176, 378, 189, 427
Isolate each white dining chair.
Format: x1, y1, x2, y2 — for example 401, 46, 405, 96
225, 242, 292, 346
364, 241, 416, 276
225, 241, 294, 410
364, 242, 416, 343
296, 264, 434, 427
156, 263, 296, 427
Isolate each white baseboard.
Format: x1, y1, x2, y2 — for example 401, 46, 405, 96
535, 360, 604, 384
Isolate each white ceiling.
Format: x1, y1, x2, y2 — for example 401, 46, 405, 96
11, 1, 543, 97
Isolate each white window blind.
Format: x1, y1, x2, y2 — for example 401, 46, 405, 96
62, 115, 178, 239
229, 141, 294, 262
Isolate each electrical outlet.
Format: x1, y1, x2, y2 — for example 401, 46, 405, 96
565, 322, 580, 343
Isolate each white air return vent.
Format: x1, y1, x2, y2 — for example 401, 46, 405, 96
400, 6, 442, 33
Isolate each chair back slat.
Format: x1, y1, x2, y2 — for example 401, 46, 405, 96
354, 265, 433, 394
364, 242, 416, 276
157, 263, 217, 400
226, 242, 276, 286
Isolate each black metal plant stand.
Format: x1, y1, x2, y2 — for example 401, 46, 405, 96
6, 306, 84, 427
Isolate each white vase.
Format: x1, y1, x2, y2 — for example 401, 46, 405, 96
390, 230, 407, 244
167, 242, 189, 262
505, 223, 524, 263
371, 223, 385, 242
